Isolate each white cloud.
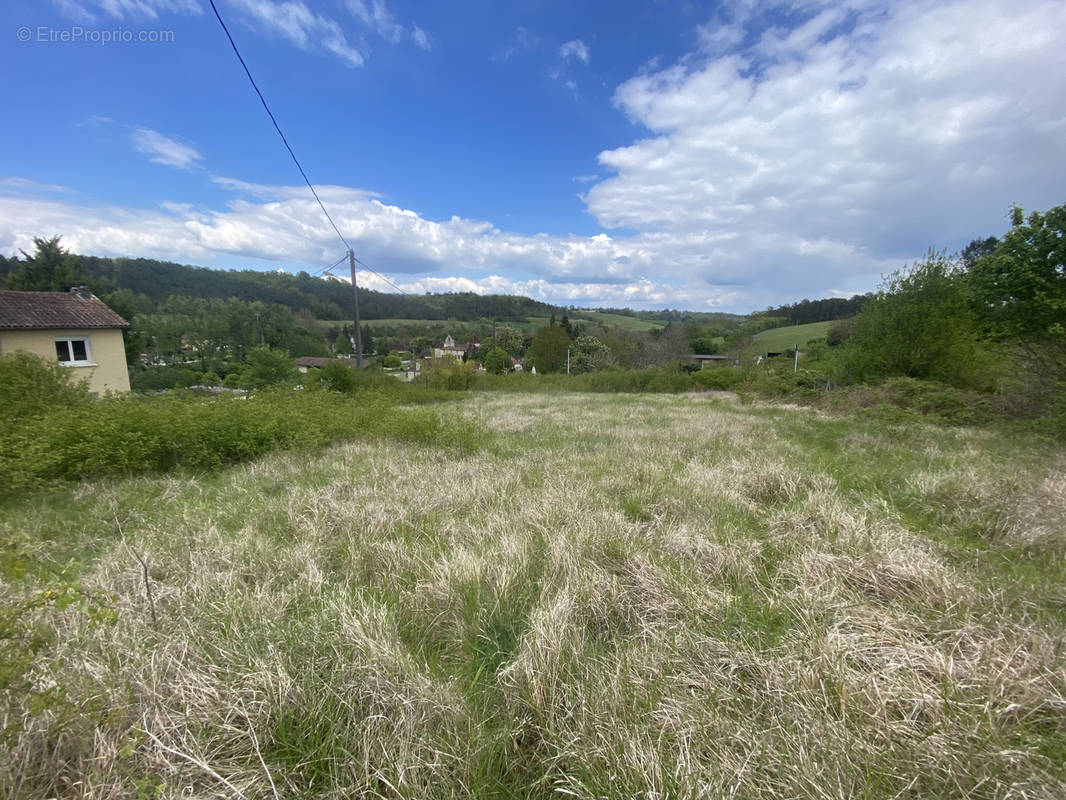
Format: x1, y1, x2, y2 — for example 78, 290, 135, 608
411, 25, 431, 50
345, 0, 402, 43
52, 0, 98, 23
585, 0, 1066, 294
0, 177, 74, 195
53, 0, 202, 21
77, 115, 114, 128
0, 178, 791, 310
10, 1, 1066, 313
229, 0, 365, 66
559, 39, 590, 64
344, 0, 428, 49
131, 128, 203, 170
495, 27, 541, 62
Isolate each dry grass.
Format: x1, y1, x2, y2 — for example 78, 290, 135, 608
2, 393, 1064, 799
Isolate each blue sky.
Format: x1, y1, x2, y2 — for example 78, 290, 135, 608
1, 0, 1064, 312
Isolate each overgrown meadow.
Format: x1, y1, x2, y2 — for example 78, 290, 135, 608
3, 389, 1065, 799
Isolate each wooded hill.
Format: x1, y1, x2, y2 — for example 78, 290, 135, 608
0, 249, 739, 326
0, 252, 560, 322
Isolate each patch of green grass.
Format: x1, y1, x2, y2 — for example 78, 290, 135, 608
751, 320, 833, 353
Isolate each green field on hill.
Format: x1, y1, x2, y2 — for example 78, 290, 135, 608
319, 313, 667, 334
525, 312, 667, 332
753, 320, 833, 352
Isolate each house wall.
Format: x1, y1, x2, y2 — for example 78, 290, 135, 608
0, 328, 131, 394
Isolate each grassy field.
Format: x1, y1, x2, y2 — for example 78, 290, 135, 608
753, 320, 834, 352
3, 394, 1065, 798
525, 312, 667, 332
314, 318, 456, 330
315, 312, 668, 334
570, 310, 668, 332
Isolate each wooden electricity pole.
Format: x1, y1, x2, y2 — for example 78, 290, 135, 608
348, 249, 363, 368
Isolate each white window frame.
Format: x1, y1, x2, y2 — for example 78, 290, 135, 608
55, 336, 95, 366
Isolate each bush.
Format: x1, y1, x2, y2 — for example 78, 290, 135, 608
315, 362, 362, 393
0, 388, 481, 493
842, 252, 996, 389
243, 346, 298, 389
0, 352, 90, 426
691, 367, 743, 391
823, 377, 1003, 426
826, 318, 852, 347
426, 359, 477, 390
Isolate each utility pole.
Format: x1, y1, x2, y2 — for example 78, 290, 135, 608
794, 343, 799, 373
348, 249, 363, 369
567, 347, 571, 375
491, 318, 496, 375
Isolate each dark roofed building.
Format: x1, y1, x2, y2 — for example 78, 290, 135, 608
0, 286, 129, 330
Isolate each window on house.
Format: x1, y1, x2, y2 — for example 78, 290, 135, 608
55, 337, 93, 365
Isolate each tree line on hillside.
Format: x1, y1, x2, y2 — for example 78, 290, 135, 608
0, 243, 561, 322
758, 294, 871, 326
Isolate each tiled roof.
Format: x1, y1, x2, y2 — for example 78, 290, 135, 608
0, 290, 129, 330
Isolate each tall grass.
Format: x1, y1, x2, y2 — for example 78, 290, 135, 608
2, 393, 1064, 798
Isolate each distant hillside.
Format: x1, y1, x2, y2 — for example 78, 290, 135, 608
0, 251, 561, 322
0, 250, 746, 327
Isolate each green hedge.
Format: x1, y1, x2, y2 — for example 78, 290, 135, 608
0, 389, 479, 493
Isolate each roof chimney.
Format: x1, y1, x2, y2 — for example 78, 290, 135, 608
70, 284, 93, 300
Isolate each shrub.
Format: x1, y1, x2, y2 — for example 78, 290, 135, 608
823, 377, 1003, 426
0, 389, 481, 493
243, 346, 298, 389
316, 362, 362, 393
0, 352, 90, 426
826, 318, 852, 347
842, 252, 996, 389
426, 359, 477, 390
691, 367, 743, 391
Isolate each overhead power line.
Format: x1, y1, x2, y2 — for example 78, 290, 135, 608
311, 254, 349, 278
207, 0, 412, 308
353, 255, 410, 295
207, 0, 352, 253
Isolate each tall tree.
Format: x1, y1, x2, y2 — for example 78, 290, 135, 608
494, 325, 525, 357
571, 336, 613, 373
476, 345, 510, 374
5, 236, 88, 291
961, 236, 999, 270
527, 325, 570, 373
967, 204, 1065, 345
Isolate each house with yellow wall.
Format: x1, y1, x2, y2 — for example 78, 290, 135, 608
0, 286, 131, 394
